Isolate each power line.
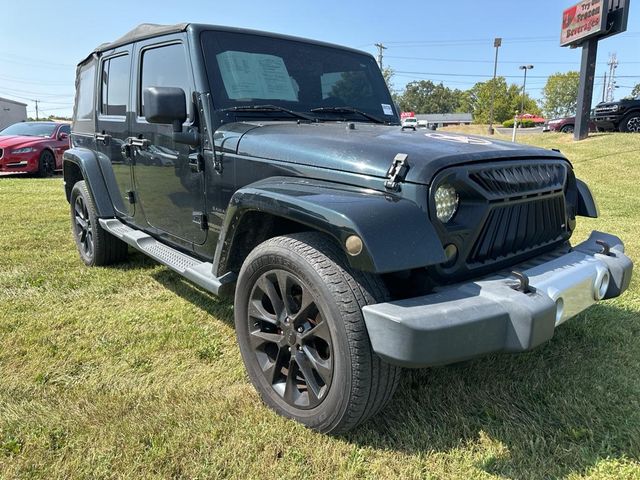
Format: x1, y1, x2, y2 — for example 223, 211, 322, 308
386, 55, 640, 65
0, 52, 75, 69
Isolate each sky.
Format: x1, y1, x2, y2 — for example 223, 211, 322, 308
1, 0, 638, 118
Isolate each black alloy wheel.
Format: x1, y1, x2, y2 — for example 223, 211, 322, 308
73, 193, 94, 260
69, 180, 128, 266
235, 233, 401, 434
38, 150, 55, 177
561, 124, 574, 134
248, 269, 333, 409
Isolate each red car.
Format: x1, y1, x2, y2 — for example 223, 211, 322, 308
543, 111, 597, 133
0, 121, 70, 176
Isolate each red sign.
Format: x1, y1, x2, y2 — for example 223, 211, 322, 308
561, 0, 607, 47
400, 112, 415, 119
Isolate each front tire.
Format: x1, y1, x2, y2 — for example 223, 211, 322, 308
38, 150, 55, 177
70, 181, 128, 266
234, 232, 401, 434
561, 124, 574, 134
619, 112, 640, 133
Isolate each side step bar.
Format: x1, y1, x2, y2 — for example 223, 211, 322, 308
99, 218, 233, 296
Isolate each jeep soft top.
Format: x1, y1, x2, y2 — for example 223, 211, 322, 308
63, 23, 633, 433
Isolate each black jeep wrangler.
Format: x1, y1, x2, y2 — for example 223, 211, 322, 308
593, 96, 640, 132
64, 23, 633, 433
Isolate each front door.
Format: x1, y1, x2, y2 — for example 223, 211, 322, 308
131, 39, 207, 245
96, 47, 135, 217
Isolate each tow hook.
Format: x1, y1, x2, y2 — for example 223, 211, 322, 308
511, 271, 535, 294
596, 239, 613, 256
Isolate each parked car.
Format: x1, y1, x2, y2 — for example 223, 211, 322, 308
517, 113, 546, 125
594, 97, 640, 132
543, 112, 596, 133
0, 121, 70, 176
63, 23, 633, 434
401, 117, 418, 130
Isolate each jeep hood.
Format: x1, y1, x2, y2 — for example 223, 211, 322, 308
234, 122, 566, 184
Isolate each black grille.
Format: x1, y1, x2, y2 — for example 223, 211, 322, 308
468, 194, 567, 265
470, 163, 566, 197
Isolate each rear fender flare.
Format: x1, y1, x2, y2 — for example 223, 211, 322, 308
63, 147, 115, 217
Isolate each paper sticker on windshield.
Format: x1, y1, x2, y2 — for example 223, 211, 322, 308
381, 103, 393, 115
217, 51, 297, 101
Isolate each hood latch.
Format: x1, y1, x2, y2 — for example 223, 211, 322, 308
385, 153, 410, 191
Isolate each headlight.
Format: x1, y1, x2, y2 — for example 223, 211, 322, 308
548, 119, 561, 124
10, 147, 37, 154
434, 184, 459, 223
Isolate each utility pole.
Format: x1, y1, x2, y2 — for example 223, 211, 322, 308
602, 72, 607, 102
487, 37, 502, 135
374, 43, 387, 69
34, 99, 39, 121
605, 52, 618, 103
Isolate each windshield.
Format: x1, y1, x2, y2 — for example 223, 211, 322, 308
201, 31, 399, 123
0, 122, 56, 137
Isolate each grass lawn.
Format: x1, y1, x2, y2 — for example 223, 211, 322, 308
1, 132, 639, 479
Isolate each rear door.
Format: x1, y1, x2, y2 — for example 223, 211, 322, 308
96, 47, 135, 217
130, 37, 207, 245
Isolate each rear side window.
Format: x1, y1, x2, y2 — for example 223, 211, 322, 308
140, 43, 190, 116
74, 62, 96, 122
101, 54, 130, 116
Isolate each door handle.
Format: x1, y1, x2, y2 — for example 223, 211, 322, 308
94, 133, 111, 145
126, 137, 151, 150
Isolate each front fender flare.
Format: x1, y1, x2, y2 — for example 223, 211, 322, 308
63, 147, 115, 217
213, 177, 446, 275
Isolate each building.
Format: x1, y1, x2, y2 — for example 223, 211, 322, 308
0, 97, 28, 130
415, 113, 472, 128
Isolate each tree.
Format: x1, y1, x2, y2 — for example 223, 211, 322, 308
382, 66, 394, 91
631, 83, 640, 98
398, 80, 461, 114
464, 77, 539, 123
542, 71, 580, 119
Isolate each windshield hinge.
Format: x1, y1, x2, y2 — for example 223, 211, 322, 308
384, 153, 410, 192
192, 211, 208, 230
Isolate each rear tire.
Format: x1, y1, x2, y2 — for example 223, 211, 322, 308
70, 180, 128, 266
234, 232, 401, 434
619, 112, 640, 133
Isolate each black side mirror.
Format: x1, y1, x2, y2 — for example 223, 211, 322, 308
143, 86, 187, 133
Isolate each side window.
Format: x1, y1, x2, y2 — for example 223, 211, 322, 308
140, 43, 190, 116
101, 54, 130, 116
75, 62, 96, 122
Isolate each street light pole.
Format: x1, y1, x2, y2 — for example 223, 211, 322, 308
487, 37, 502, 135
519, 65, 534, 117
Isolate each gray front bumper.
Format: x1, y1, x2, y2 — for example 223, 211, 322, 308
362, 231, 633, 368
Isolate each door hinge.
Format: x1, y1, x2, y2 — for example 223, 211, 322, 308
192, 211, 208, 230
385, 153, 410, 191
213, 152, 223, 174
189, 152, 204, 173
126, 190, 136, 204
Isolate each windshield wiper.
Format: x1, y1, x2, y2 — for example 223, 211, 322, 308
310, 106, 387, 124
221, 105, 316, 122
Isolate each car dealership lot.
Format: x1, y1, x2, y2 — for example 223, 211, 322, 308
1, 132, 639, 478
